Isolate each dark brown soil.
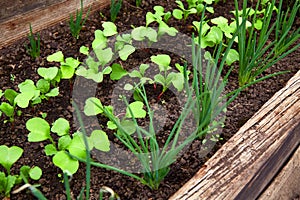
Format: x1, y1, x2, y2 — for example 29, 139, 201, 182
0, 0, 299, 199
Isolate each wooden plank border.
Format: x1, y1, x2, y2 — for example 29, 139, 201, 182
0, 0, 110, 49
169, 70, 300, 200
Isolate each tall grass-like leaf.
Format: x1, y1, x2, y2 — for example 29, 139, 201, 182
25, 24, 40, 59
69, 0, 90, 39
235, 0, 300, 86
110, 0, 122, 22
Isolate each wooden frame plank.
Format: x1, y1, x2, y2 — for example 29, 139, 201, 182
0, 0, 110, 49
259, 145, 300, 200
169, 70, 300, 200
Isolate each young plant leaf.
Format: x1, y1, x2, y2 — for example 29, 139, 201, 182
110, 63, 128, 80
4, 89, 18, 105
44, 144, 57, 156
84, 97, 103, 116
0, 145, 23, 174
125, 101, 146, 118
102, 21, 118, 37
51, 118, 70, 136
52, 151, 79, 175
26, 118, 51, 142
90, 130, 110, 152
119, 44, 135, 61
37, 67, 59, 81
151, 54, 171, 70
0, 102, 14, 119
29, 166, 42, 180
47, 51, 64, 62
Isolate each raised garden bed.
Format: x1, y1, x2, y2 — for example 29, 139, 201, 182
0, 0, 299, 199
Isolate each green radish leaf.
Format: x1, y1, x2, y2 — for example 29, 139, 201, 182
225, 49, 239, 66
90, 130, 110, 152
94, 48, 113, 66
18, 79, 36, 93
52, 151, 79, 175
26, 117, 51, 142
129, 70, 142, 78
173, 9, 183, 20
151, 54, 171, 70
102, 22, 118, 37
37, 67, 59, 81
211, 16, 228, 26
45, 87, 59, 97
4, 89, 18, 105
154, 74, 165, 86
124, 83, 134, 90
58, 135, 72, 150
139, 64, 149, 75
36, 79, 50, 94
126, 101, 146, 118
67, 134, 87, 159
29, 166, 42, 180
0, 102, 14, 118
84, 97, 103, 116
206, 6, 214, 13
107, 120, 117, 130
145, 12, 157, 27
60, 65, 75, 79
0, 145, 23, 173
80, 46, 89, 55
47, 51, 64, 62
254, 19, 263, 30
120, 120, 136, 135
14, 91, 35, 108
205, 26, 223, 44
44, 144, 57, 156
51, 118, 70, 136
103, 66, 112, 75
119, 44, 135, 61
110, 63, 128, 80
0, 174, 16, 197
171, 73, 184, 91
64, 57, 81, 69
92, 30, 107, 50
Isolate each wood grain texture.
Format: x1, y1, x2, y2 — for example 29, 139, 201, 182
258, 145, 300, 200
0, 0, 110, 49
169, 70, 300, 200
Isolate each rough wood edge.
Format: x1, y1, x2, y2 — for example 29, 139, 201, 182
169, 70, 300, 200
0, 0, 110, 49
258, 145, 300, 200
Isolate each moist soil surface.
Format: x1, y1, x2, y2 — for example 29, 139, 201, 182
0, 0, 299, 199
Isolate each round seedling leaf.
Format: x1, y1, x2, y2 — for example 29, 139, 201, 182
110, 63, 128, 80
84, 97, 103, 116
0, 145, 23, 172
68, 132, 92, 159
29, 166, 42, 180
80, 46, 89, 55
37, 67, 59, 81
172, 9, 183, 20
26, 117, 51, 142
0, 102, 14, 118
51, 118, 70, 136
119, 44, 135, 61
151, 54, 171, 69
125, 101, 146, 118
52, 151, 79, 175
90, 130, 110, 152
47, 51, 64, 62
225, 49, 239, 66
102, 21, 118, 37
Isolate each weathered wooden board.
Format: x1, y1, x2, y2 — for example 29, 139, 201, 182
0, 0, 110, 49
169, 70, 300, 200
259, 145, 300, 200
